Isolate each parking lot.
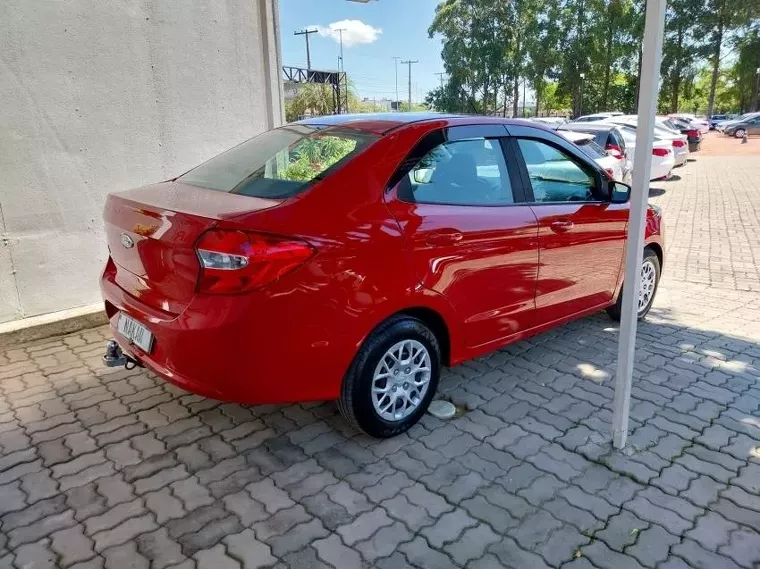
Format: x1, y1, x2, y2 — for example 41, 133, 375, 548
1, 144, 759, 568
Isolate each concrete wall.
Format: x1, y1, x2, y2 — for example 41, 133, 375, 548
0, 0, 284, 323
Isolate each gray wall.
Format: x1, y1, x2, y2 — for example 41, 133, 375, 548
0, 0, 284, 323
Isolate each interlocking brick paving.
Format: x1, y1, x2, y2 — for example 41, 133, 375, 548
0, 155, 758, 568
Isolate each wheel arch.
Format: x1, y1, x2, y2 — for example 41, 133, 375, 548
645, 242, 663, 271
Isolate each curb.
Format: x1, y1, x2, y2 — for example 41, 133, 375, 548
0, 304, 108, 349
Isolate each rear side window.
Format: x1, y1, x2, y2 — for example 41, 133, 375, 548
178, 125, 378, 199
400, 138, 515, 206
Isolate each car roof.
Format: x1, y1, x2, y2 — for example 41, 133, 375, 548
297, 112, 555, 135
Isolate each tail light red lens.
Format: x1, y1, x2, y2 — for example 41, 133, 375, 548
686, 129, 699, 138
672, 140, 686, 148
605, 144, 623, 160
652, 148, 670, 157
196, 229, 314, 294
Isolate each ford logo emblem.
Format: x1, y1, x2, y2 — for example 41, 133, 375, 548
120, 233, 134, 249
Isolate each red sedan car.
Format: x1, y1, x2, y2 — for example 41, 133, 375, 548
101, 113, 664, 437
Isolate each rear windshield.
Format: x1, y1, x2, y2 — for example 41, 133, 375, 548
575, 138, 607, 159
178, 124, 378, 198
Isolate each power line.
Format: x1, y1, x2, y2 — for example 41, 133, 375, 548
401, 60, 419, 108
294, 29, 318, 70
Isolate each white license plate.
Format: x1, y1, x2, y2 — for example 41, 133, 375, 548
117, 313, 154, 353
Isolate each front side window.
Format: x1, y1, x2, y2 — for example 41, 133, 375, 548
178, 125, 378, 199
401, 138, 515, 206
517, 139, 597, 203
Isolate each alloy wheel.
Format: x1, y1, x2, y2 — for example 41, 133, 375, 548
371, 339, 432, 422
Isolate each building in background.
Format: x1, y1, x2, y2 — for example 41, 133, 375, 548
0, 0, 284, 324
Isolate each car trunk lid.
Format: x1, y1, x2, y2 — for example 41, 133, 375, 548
104, 181, 282, 314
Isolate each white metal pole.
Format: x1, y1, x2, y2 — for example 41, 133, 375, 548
612, 0, 667, 450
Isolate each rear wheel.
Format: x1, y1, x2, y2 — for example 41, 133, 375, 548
607, 248, 661, 321
338, 315, 440, 438
734, 128, 746, 139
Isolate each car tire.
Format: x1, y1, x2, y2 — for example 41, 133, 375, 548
338, 315, 441, 438
607, 248, 661, 322
734, 129, 746, 139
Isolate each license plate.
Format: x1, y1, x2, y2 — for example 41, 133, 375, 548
117, 313, 154, 353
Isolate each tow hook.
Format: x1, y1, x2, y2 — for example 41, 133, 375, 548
103, 340, 142, 370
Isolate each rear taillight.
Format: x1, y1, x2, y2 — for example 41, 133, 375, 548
652, 148, 670, 157
196, 229, 314, 294
686, 129, 699, 138
672, 140, 686, 148
605, 144, 623, 160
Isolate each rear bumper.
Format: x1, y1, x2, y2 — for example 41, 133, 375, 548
100, 271, 347, 404
688, 140, 701, 152
650, 159, 674, 181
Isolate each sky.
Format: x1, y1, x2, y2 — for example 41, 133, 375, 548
279, 0, 445, 104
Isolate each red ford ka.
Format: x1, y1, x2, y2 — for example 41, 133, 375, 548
101, 113, 663, 437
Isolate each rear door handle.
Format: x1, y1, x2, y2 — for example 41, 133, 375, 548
550, 220, 574, 233
426, 230, 463, 245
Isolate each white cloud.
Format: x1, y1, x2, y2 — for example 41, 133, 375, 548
313, 19, 382, 47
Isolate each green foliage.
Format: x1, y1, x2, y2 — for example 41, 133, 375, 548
426, 0, 759, 117
274, 136, 357, 182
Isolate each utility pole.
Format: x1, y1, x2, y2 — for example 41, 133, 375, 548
401, 60, 418, 110
435, 72, 445, 90
294, 29, 318, 70
393, 57, 401, 110
336, 28, 347, 72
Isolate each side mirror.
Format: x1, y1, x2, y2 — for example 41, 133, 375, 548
610, 181, 631, 203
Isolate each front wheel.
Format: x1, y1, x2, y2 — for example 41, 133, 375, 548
734, 129, 746, 139
338, 316, 441, 438
607, 248, 661, 321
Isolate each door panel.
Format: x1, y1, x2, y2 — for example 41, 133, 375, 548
510, 133, 628, 321
385, 129, 539, 349
530, 203, 628, 321
388, 201, 539, 348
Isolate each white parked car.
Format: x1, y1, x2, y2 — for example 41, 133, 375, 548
615, 125, 675, 181
608, 116, 689, 167
531, 117, 569, 126
558, 130, 625, 182
573, 112, 618, 123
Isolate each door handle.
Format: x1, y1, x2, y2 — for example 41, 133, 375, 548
550, 220, 574, 233
426, 230, 463, 245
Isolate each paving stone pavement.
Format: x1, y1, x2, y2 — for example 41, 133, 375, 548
1, 155, 759, 568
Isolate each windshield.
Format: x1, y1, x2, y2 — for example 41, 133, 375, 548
178, 124, 378, 198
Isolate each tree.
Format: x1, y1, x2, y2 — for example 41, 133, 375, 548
658, 0, 705, 113
429, 0, 514, 115
525, 1, 561, 116
702, 0, 760, 117
285, 84, 335, 122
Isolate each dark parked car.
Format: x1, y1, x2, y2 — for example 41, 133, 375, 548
709, 114, 735, 129
664, 117, 702, 152
724, 114, 760, 138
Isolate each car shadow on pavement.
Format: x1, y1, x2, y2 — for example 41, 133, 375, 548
649, 188, 666, 197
